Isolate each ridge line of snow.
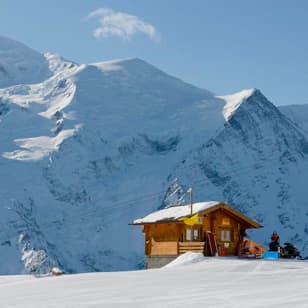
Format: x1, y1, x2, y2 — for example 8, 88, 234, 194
217, 88, 257, 121
92, 58, 138, 72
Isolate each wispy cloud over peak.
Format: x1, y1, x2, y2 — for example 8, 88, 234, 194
86, 8, 159, 42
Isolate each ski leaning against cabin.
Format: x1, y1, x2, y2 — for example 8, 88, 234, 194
0, 35, 307, 274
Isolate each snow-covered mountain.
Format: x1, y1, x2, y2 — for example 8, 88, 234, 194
170, 90, 308, 248
0, 36, 51, 87
0, 36, 307, 274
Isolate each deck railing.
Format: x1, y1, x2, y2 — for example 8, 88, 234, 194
178, 241, 205, 254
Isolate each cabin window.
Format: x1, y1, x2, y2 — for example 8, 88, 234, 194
186, 228, 199, 241
186, 228, 192, 241
221, 229, 231, 242
193, 229, 199, 241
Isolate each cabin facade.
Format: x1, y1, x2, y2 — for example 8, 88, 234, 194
133, 201, 262, 268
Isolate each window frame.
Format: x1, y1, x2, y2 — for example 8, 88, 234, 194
221, 229, 232, 242
186, 228, 192, 241
185, 228, 200, 241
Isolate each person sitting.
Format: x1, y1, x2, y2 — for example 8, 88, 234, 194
269, 231, 280, 251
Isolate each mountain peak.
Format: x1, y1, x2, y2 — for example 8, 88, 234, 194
92, 57, 170, 76
217, 88, 258, 120
86, 57, 213, 102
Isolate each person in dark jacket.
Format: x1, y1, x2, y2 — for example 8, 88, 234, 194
269, 231, 280, 251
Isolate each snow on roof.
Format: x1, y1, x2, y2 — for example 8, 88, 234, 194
217, 88, 256, 121
133, 201, 219, 224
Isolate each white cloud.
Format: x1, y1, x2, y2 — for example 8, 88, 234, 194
86, 8, 159, 41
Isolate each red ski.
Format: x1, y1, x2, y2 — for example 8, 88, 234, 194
206, 231, 218, 256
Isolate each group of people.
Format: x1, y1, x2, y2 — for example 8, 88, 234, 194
238, 230, 301, 258
268, 231, 301, 258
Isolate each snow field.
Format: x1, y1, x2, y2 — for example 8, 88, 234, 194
0, 254, 307, 308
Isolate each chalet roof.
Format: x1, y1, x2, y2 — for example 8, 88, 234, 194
133, 201, 262, 228
133, 201, 219, 224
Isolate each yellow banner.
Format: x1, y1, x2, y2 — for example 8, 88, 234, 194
179, 214, 201, 226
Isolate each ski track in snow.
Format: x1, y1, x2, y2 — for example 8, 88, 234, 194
0, 256, 307, 308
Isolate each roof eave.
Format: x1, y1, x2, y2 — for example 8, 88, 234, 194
131, 220, 183, 226
131, 202, 263, 228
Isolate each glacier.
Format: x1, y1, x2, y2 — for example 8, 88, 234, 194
0, 35, 307, 274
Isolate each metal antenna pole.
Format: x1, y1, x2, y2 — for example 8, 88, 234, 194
188, 187, 193, 216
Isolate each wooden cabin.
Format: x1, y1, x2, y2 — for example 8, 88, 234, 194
132, 201, 262, 268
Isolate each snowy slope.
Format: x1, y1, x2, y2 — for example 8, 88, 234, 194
0, 36, 51, 87
0, 36, 308, 274
0, 255, 308, 307
279, 104, 308, 135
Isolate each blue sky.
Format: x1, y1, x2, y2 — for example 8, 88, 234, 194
1, 0, 307, 105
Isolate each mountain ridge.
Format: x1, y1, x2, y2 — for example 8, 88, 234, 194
0, 36, 307, 274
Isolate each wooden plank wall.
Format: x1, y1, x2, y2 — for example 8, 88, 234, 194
150, 238, 178, 255
145, 223, 180, 256
209, 209, 240, 255
143, 209, 247, 256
